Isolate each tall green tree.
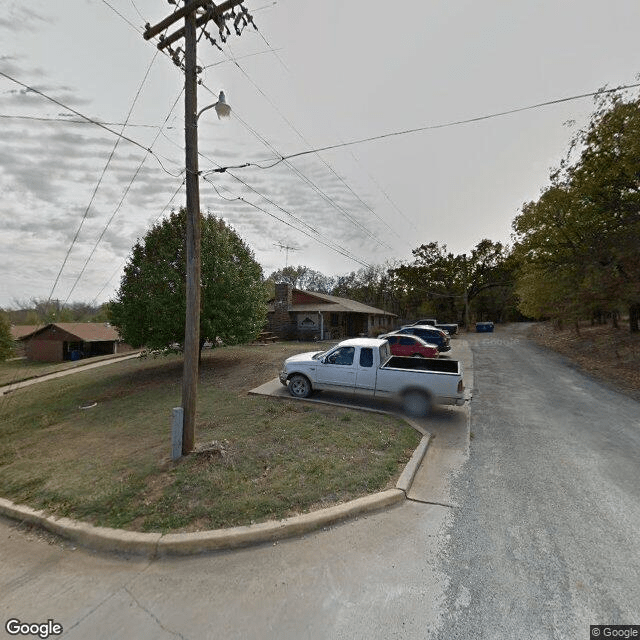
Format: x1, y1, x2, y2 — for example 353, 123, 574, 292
109, 209, 267, 352
513, 92, 640, 330
0, 311, 14, 361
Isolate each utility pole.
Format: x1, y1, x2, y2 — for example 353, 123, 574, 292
143, 0, 254, 455
181, 6, 200, 454
462, 254, 471, 331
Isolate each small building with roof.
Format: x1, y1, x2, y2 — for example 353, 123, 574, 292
267, 283, 396, 341
16, 323, 133, 362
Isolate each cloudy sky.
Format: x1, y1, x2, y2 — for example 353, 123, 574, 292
1, 0, 639, 309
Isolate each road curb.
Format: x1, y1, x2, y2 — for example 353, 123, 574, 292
0, 415, 431, 557
0, 489, 407, 557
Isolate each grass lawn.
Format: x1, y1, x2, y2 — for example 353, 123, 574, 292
0, 342, 419, 533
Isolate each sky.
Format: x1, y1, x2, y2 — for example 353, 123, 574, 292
1, 0, 639, 309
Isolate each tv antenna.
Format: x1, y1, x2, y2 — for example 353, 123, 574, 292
274, 242, 298, 267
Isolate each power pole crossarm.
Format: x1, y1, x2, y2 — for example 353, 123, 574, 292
143, 0, 209, 40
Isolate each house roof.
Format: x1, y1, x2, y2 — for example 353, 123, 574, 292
10, 325, 41, 340
18, 323, 122, 342
269, 288, 396, 317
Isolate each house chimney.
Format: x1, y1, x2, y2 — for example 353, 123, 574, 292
275, 282, 292, 307
273, 283, 293, 338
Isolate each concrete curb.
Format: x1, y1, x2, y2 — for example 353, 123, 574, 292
0, 489, 408, 558
396, 433, 432, 492
0, 413, 432, 557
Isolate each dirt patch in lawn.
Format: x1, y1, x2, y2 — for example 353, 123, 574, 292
529, 322, 640, 402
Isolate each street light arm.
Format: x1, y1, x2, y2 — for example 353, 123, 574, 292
196, 103, 217, 120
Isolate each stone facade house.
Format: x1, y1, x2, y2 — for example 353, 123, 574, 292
267, 283, 396, 340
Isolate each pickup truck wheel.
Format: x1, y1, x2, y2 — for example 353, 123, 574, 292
288, 374, 312, 398
403, 390, 432, 417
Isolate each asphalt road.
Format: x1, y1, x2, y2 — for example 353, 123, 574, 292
0, 325, 638, 639
434, 325, 640, 639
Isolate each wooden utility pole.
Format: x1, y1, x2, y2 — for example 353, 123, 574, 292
181, 7, 200, 454
143, 0, 251, 455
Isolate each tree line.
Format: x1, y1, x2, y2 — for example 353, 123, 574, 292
2, 90, 637, 362
269, 91, 640, 334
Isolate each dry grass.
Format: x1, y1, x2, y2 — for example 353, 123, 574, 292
529, 322, 640, 401
0, 341, 420, 533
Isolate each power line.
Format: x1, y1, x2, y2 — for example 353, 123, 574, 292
47, 50, 162, 305
0, 70, 183, 178
90, 178, 186, 306
100, 0, 143, 33
240, 22, 418, 240
202, 47, 283, 69
266, 82, 640, 165
215, 50, 395, 249
64, 87, 185, 302
0, 114, 175, 128
201, 172, 372, 268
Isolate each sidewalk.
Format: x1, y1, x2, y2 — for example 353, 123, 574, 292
0, 352, 141, 396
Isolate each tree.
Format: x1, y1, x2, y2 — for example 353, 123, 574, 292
333, 263, 401, 313
109, 209, 267, 353
0, 311, 14, 361
391, 240, 517, 325
265, 265, 335, 293
513, 92, 640, 331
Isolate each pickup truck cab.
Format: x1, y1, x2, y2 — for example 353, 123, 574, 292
279, 338, 465, 416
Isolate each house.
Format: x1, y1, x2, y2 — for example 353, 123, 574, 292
267, 283, 396, 341
16, 323, 133, 362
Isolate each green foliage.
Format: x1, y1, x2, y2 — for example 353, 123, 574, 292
109, 208, 267, 350
265, 265, 335, 293
512, 92, 640, 330
0, 311, 14, 361
391, 240, 519, 324
332, 263, 401, 313
6, 299, 109, 325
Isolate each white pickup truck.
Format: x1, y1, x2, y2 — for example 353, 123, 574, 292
279, 338, 465, 416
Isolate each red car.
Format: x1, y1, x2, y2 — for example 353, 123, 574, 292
380, 333, 439, 358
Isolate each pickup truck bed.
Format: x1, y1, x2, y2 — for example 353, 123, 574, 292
383, 356, 460, 373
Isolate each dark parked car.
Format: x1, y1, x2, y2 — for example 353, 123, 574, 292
394, 325, 451, 352
475, 321, 494, 333
410, 318, 437, 326
435, 323, 458, 335
379, 333, 439, 358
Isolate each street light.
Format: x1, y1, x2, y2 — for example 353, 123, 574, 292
197, 91, 231, 120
